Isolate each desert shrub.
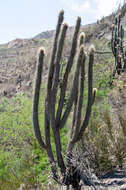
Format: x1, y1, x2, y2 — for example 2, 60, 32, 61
81, 99, 126, 175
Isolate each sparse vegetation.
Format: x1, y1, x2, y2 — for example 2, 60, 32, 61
0, 3, 126, 190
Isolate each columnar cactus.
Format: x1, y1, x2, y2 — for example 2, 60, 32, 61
32, 10, 95, 190
111, 14, 125, 75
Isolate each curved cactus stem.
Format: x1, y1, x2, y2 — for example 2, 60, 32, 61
32, 48, 46, 149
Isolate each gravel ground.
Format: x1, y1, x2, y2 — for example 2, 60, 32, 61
81, 169, 126, 190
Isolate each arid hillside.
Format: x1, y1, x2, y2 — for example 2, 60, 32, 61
0, 9, 116, 98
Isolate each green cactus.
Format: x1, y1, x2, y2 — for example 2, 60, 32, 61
111, 14, 125, 75
32, 48, 46, 149
32, 11, 95, 190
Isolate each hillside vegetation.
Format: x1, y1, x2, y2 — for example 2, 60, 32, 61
0, 3, 126, 190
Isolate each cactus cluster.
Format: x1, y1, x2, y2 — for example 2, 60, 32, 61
32, 10, 96, 190
111, 14, 126, 75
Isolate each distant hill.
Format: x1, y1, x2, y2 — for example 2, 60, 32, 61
34, 30, 54, 40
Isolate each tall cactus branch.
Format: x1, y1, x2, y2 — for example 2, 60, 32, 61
76, 45, 95, 142
70, 32, 86, 140
50, 23, 68, 125
111, 14, 125, 75
32, 48, 46, 149
49, 24, 68, 174
56, 17, 81, 126
46, 10, 64, 117
72, 51, 86, 142
44, 10, 66, 174
59, 44, 84, 130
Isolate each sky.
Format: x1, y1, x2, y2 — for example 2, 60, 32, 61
0, 0, 124, 44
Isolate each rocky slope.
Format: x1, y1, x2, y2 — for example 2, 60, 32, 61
0, 4, 126, 99
0, 11, 115, 98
